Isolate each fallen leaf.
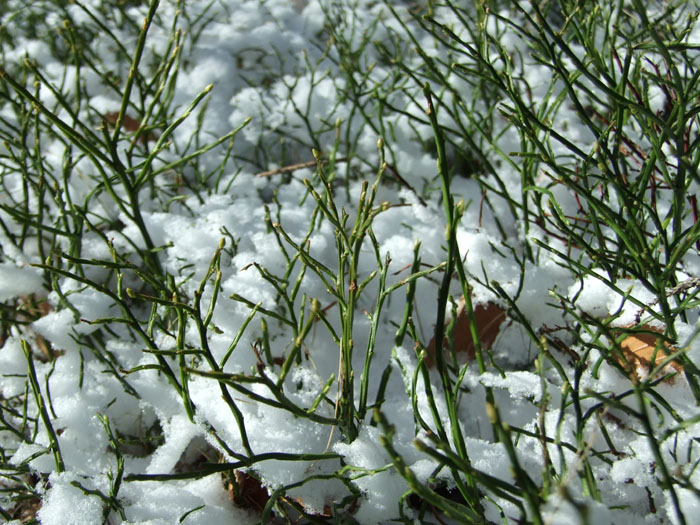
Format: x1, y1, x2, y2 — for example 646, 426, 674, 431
229, 470, 270, 512
228, 470, 351, 518
104, 112, 156, 143
426, 296, 506, 367
615, 324, 682, 381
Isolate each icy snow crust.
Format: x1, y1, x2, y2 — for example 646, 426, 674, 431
0, 0, 699, 524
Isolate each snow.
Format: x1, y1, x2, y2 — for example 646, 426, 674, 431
1, 0, 699, 523
0, 263, 44, 301
38, 472, 105, 525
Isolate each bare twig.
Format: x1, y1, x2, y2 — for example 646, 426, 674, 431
255, 157, 349, 177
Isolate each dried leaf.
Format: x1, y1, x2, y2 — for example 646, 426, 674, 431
229, 470, 270, 512
616, 325, 682, 381
104, 112, 156, 143
104, 111, 141, 132
426, 296, 506, 367
228, 471, 347, 518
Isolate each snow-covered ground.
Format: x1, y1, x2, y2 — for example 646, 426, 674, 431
1, 1, 699, 523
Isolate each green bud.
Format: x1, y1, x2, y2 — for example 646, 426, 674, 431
485, 402, 497, 423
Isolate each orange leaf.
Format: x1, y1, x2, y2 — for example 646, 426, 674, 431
616, 324, 682, 381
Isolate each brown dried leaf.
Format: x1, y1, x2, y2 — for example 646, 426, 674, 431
104, 111, 141, 132
426, 296, 506, 367
616, 324, 682, 381
104, 112, 156, 143
229, 470, 270, 512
